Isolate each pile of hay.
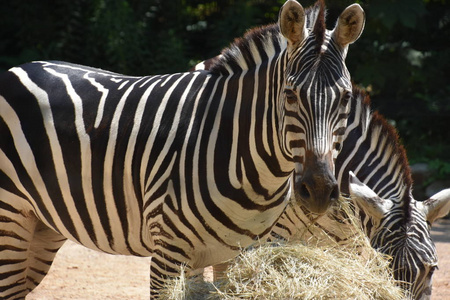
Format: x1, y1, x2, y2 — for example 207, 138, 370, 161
161, 198, 406, 299
161, 242, 405, 299
217, 242, 405, 299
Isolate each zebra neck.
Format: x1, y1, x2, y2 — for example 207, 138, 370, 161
210, 58, 294, 203
205, 23, 295, 168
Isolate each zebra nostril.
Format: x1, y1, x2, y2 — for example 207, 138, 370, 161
330, 184, 340, 202
299, 183, 311, 200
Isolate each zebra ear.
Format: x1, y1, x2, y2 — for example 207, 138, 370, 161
422, 188, 450, 224
348, 171, 391, 220
332, 3, 365, 48
279, 0, 307, 51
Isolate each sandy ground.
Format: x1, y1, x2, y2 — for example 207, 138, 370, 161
430, 219, 450, 300
27, 219, 450, 299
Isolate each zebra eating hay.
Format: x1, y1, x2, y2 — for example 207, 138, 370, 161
271, 87, 450, 300
204, 85, 450, 300
0, 0, 365, 298
198, 56, 450, 299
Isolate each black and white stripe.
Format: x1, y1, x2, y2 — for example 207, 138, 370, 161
194, 3, 449, 299
0, 1, 366, 298
271, 87, 450, 300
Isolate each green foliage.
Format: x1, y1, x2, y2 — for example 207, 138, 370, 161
344, 0, 450, 171
427, 159, 450, 181
0, 0, 449, 167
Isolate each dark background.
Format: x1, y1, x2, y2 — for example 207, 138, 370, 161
1, 0, 449, 185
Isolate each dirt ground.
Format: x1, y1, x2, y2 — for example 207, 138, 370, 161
28, 219, 450, 300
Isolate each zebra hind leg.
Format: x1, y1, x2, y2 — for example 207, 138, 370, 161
0, 209, 66, 300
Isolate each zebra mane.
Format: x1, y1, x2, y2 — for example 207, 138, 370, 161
209, 1, 328, 75
209, 24, 282, 75
368, 111, 413, 222
307, 0, 326, 53
339, 86, 413, 222
369, 112, 413, 189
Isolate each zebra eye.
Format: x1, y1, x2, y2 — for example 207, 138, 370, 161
284, 89, 298, 104
429, 265, 439, 276
341, 91, 352, 106
334, 142, 341, 151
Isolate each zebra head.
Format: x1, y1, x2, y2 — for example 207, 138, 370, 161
349, 173, 450, 300
278, 0, 365, 214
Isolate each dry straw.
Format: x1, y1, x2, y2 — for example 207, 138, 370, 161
161, 197, 406, 299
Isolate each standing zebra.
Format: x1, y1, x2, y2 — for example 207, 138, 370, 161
194, 6, 450, 293
271, 87, 450, 300
198, 52, 450, 298
0, 0, 365, 298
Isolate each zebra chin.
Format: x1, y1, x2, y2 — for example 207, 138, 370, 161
293, 151, 340, 215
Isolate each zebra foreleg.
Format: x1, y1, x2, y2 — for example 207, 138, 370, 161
0, 210, 66, 300
149, 255, 184, 298
23, 220, 66, 294
211, 262, 229, 282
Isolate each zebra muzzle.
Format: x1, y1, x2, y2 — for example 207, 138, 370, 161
294, 151, 339, 215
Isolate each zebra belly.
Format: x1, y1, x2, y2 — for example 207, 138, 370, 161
0, 174, 151, 256
144, 188, 289, 271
